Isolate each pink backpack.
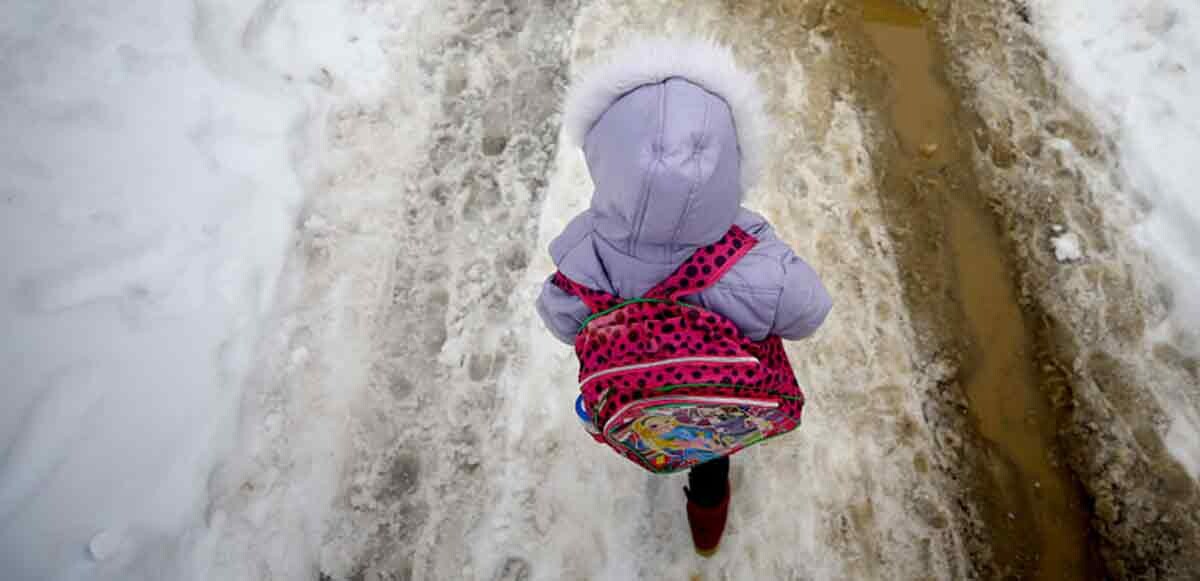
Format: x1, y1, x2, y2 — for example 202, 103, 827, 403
553, 225, 805, 473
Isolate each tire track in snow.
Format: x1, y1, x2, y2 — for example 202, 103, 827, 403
841, 1, 1100, 577
925, 0, 1200, 577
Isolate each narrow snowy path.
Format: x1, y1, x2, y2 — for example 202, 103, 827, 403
296, 2, 984, 579
467, 4, 968, 580
204, 1, 982, 579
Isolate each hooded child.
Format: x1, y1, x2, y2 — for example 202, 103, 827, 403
536, 38, 833, 555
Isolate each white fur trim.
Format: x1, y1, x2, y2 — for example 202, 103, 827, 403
563, 37, 768, 191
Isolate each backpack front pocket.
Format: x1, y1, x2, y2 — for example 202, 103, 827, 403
603, 395, 795, 473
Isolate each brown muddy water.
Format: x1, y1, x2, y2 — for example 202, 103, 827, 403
852, 0, 1099, 578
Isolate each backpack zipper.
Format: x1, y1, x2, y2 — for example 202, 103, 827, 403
578, 356, 759, 389
602, 394, 781, 433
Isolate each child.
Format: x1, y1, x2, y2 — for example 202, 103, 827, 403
536, 38, 833, 555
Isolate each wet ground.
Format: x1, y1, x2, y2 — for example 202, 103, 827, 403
206, 0, 1200, 579
915, 0, 1200, 577
854, 1, 1097, 577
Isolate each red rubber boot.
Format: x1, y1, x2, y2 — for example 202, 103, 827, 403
684, 458, 731, 556
685, 485, 730, 556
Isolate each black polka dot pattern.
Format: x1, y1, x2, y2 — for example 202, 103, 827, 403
552, 225, 806, 470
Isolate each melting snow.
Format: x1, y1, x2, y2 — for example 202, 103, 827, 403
1032, 0, 1200, 334
1032, 0, 1200, 498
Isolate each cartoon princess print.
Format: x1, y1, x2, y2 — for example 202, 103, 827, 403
631, 415, 727, 464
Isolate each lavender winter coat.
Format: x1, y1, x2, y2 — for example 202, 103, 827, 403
536, 41, 832, 345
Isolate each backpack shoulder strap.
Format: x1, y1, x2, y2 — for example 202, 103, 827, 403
644, 225, 758, 301
551, 271, 623, 313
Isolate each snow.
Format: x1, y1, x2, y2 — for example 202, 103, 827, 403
455, 4, 969, 577
7, 0, 1196, 578
0, 1, 394, 579
1031, 0, 1200, 333
1, 0, 976, 576
1031, 0, 1200, 479
88, 530, 123, 562
1051, 231, 1084, 263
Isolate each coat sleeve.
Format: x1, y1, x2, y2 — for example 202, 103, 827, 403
771, 253, 833, 340
733, 209, 833, 340
535, 275, 591, 344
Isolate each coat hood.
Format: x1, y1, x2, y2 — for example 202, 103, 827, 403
561, 38, 768, 261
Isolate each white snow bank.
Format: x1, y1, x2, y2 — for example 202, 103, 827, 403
1031, 0, 1200, 476
1032, 0, 1200, 331
0, 1, 390, 579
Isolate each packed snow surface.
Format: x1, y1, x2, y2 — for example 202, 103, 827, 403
0, 1, 393, 579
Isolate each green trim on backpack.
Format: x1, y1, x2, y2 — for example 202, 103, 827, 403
653, 382, 804, 401
578, 298, 700, 331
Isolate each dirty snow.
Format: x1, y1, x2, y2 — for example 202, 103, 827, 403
456, 3, 970, 579
1031, 0, 1200, 484
6, 0, 1199, 579
0, 1, 396, 579
1031, 0, 1200, 337
2, 0, 992, 578
198, 0, 974, 578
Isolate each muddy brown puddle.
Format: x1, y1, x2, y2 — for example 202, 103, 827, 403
852, 0, 1099, 578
